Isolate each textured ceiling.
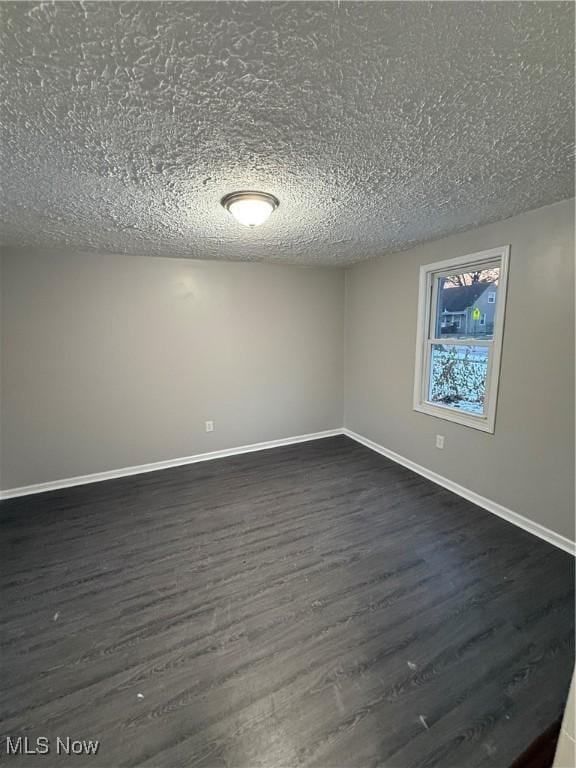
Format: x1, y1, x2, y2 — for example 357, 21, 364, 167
0, 1, 574, 266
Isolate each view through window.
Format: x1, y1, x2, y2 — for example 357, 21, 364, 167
414, 247, 509, 432
429, 266, 500, 415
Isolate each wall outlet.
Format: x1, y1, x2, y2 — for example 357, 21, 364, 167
205, 420, 214, 433
435, 434, 445, 449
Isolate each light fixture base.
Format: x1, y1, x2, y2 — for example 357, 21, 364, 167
221, 191, 279, 227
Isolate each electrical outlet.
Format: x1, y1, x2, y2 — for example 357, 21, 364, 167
435, 434, 445, 449
205, 420, 214, 433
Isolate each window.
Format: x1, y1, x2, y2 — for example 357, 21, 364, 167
413, 246, 510, 432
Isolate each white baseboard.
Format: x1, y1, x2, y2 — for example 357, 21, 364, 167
2, 426, 573, 557
343, 428, 576, 557
0, 429, 343, 501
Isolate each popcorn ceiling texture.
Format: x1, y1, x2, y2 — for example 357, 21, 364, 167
0, 1, 574, 266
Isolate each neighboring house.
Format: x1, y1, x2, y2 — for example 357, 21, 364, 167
439, 282, 498, 337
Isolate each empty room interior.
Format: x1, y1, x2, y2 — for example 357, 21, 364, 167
1, 2, 575, 767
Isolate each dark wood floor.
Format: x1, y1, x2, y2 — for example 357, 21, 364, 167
1, 436, 574, 767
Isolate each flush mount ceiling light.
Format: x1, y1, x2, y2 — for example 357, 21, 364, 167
221, 191, 279, 227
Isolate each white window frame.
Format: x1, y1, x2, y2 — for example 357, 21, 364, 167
413, 245, 510, 433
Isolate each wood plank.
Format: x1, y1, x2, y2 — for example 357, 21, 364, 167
0, 436, 573, 767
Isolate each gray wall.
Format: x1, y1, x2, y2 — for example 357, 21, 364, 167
2, 200, 574, 543
0, 251, 344, 489
345, 199, 575, 540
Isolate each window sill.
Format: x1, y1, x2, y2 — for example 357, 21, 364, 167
413, 401, 495, 433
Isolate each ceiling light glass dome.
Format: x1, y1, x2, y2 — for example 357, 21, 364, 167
221, 191, 279, 227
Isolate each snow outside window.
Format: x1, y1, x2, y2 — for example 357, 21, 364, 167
413, 246, 510, 433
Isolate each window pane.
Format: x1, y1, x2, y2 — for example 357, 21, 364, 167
434, 266, 500, 340
428, 344, 488, 415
